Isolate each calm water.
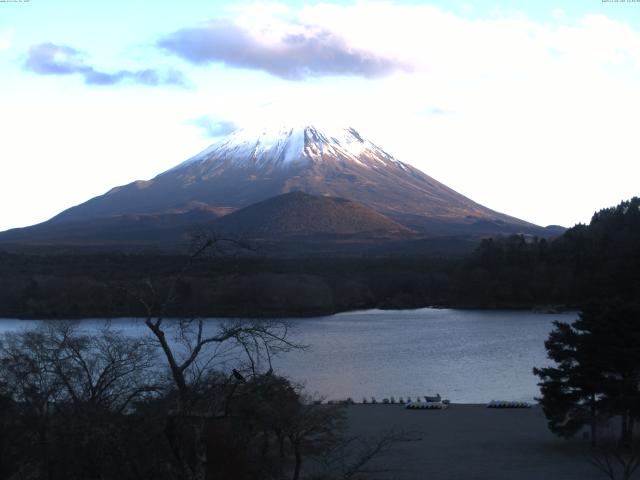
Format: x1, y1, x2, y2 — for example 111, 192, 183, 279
0, 309, 575, 403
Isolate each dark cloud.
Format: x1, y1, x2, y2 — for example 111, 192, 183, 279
158, 19, 411, 80
189, 116, 238, 138
24, 42, 187, 87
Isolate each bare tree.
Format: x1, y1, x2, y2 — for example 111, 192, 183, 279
586, 423, 640, 480
44, 321, 158, 412
315, 429, 415, 480
0, 321, 160, 479
144, 316, 298, 412
587, 444, 640, 480
286, 401, 345, 480
125, 236, 304, 480
0, 328, 63, 479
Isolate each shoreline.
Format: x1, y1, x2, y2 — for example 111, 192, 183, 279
0, 304, 578, 321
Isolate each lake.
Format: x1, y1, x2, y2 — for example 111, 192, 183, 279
0, 308, 575, 403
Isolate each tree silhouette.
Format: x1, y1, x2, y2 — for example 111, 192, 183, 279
535, 301, 640, 446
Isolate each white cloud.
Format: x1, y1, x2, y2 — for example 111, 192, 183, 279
0, 30, 13, 51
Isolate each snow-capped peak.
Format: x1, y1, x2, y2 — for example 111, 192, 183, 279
170, 123, 406, 172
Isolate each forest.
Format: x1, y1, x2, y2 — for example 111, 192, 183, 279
1, 197, 638, 319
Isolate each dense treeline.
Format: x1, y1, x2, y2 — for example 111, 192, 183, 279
0, 253, 459, 318
460, 197, 640, 308
530, 200, 640, 478
1, 197, 639, 318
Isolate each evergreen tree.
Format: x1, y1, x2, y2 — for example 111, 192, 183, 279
534, 316, 604, 444
535, 301, 640, 445
587, 302, 640, 446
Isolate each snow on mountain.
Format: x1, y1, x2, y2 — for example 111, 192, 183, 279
171, 124, 406, 172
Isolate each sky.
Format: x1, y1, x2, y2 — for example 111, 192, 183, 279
1, 0, 640, 231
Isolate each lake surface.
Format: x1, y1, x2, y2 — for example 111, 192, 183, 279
0, 309, 575, 403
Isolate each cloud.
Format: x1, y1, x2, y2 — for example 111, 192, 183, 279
24, 42, 187, 87
424, 107, 448, 115
189, 116, 238, 138
0, 30, 13, 51
158, 18, 411, 80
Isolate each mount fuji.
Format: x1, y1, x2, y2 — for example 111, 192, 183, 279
0, 124, 558, 252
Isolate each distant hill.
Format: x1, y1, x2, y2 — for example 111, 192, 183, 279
212, 191, 412, 239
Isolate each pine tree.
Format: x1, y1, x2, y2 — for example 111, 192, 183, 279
535, 301, 640, 445
534, 317, 604, 444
